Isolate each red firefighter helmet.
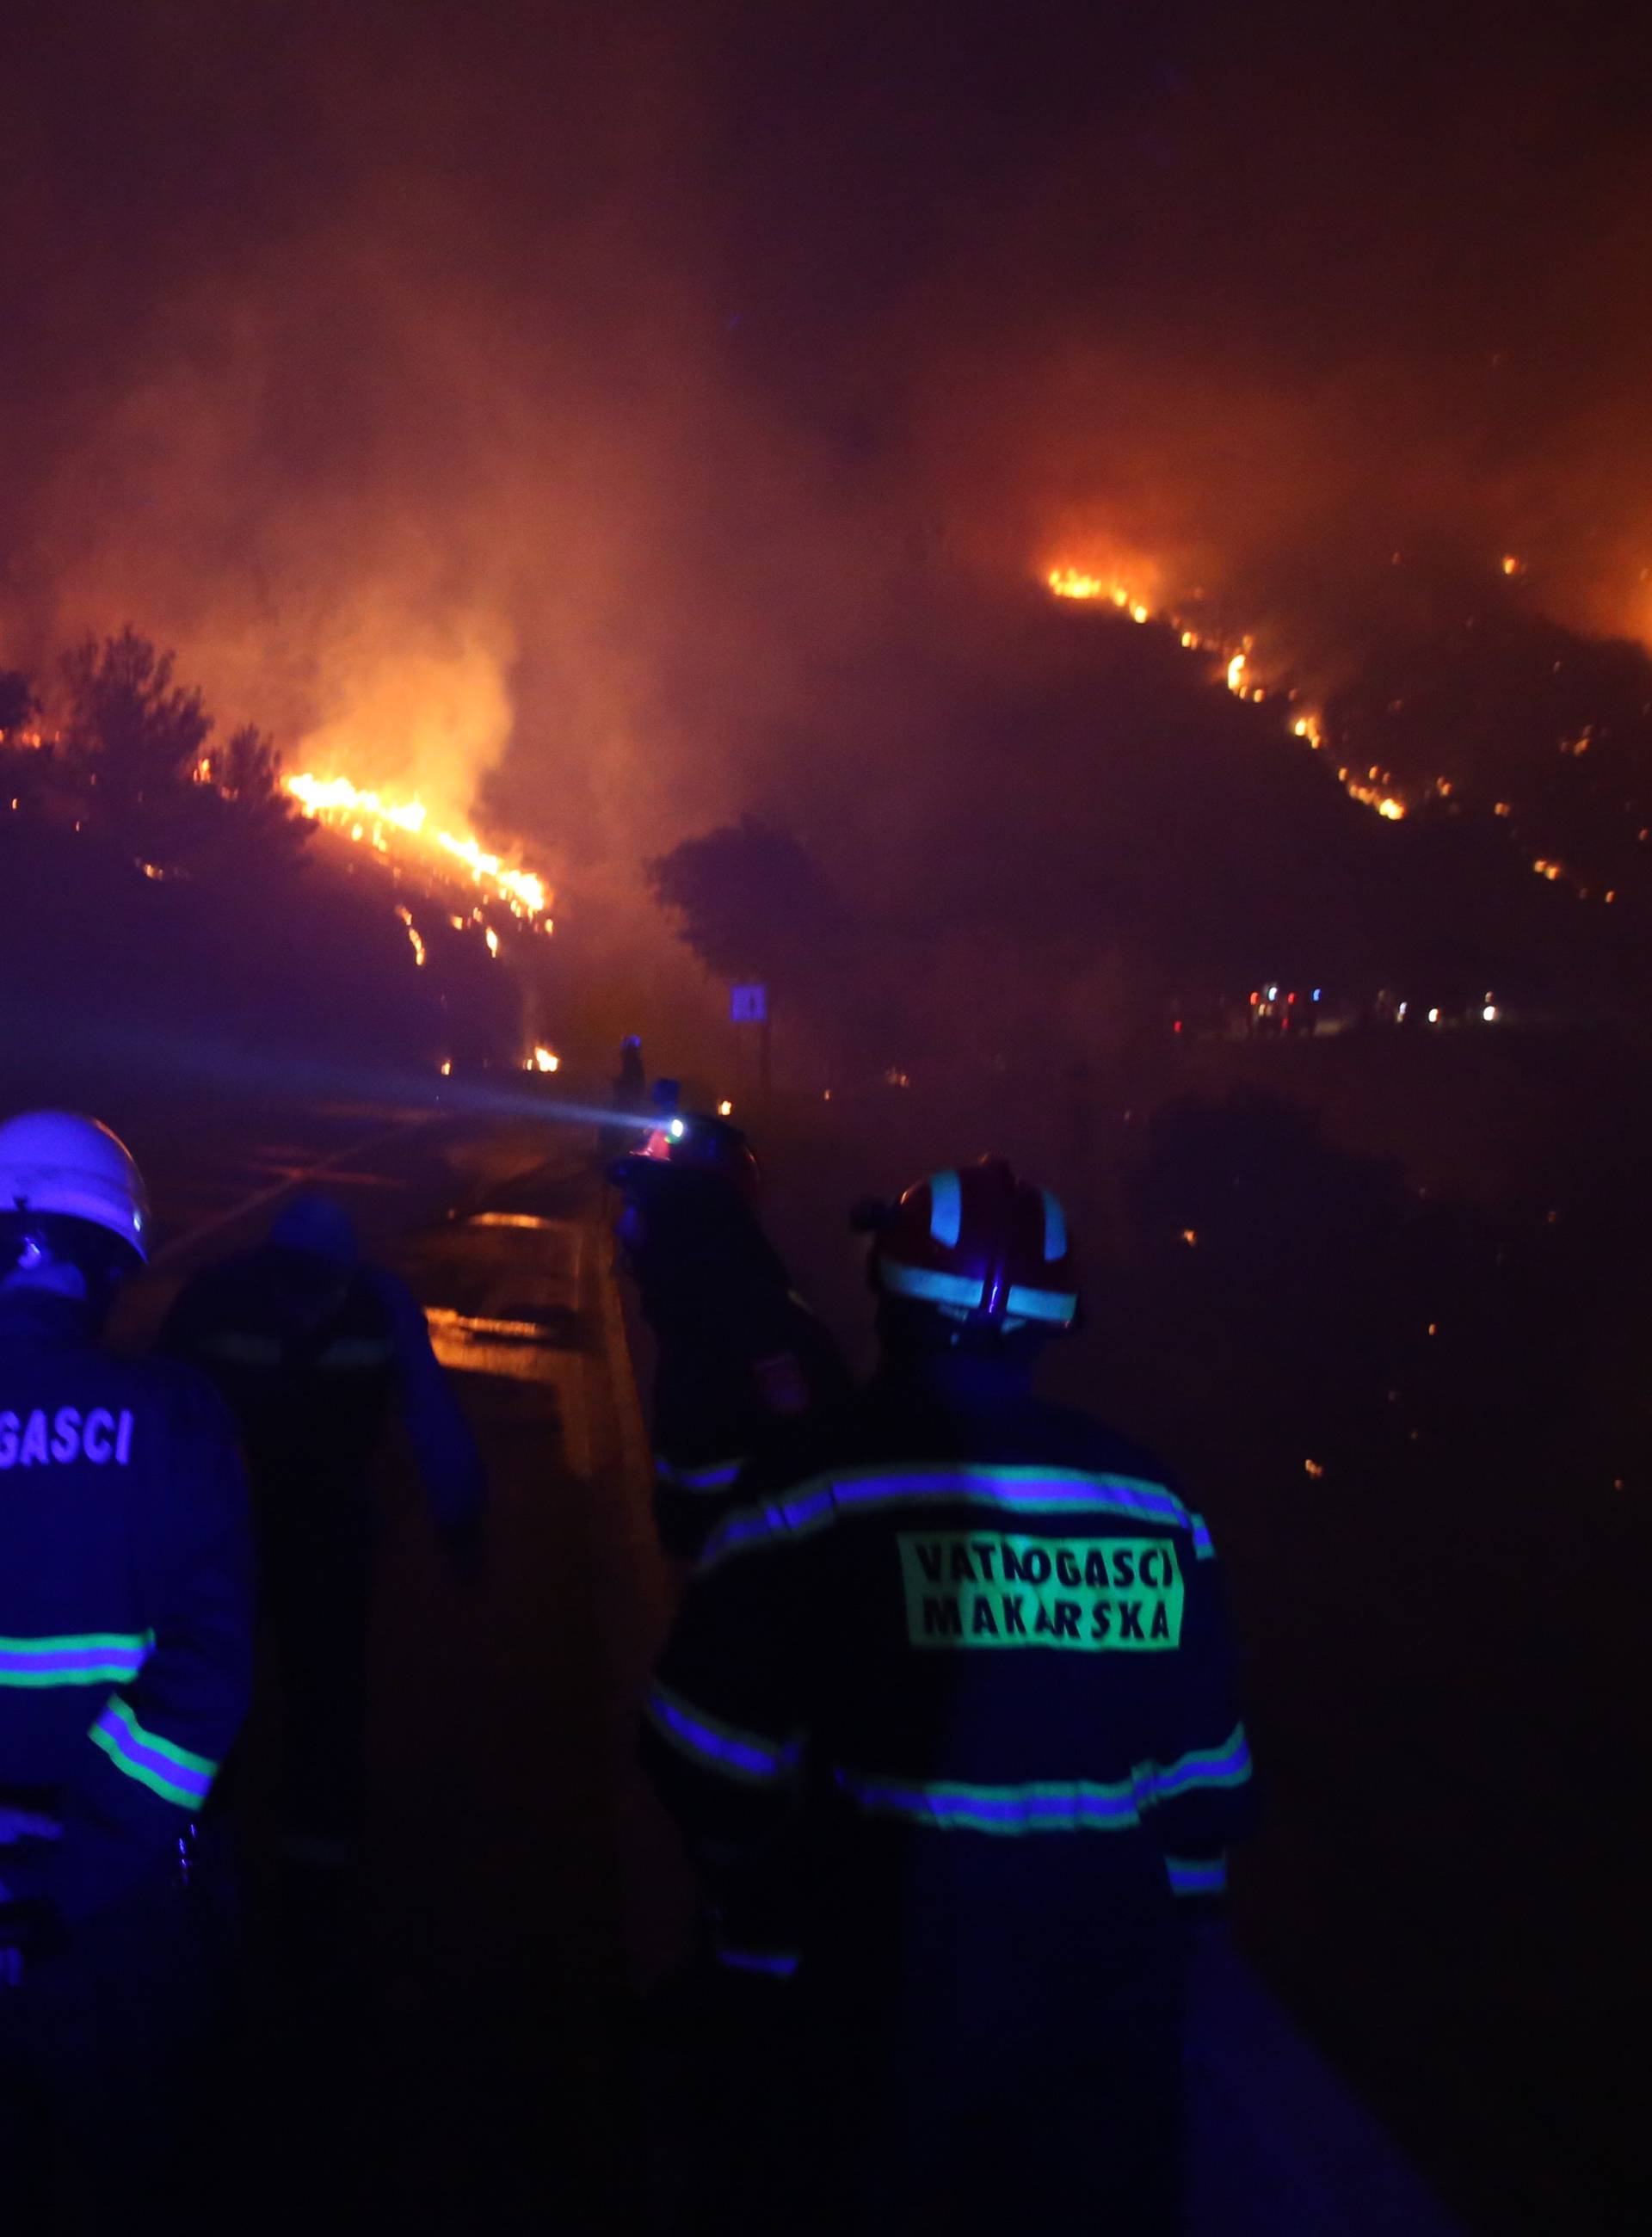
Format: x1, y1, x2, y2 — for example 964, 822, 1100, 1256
869, 1156, 1077, 1334
607, 1112, 761, 1205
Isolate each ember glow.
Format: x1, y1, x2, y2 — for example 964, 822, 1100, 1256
393, 905, 427, 968
1042, 564, 1414, 823
285, 773, 552, 922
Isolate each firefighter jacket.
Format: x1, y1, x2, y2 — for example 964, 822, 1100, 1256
649, 1291, 853, 1559
159, 1245, 485, 1550
629, 1199, 852, 1559
0, 1289, 253, 1932
641, 1375, 1254, 1981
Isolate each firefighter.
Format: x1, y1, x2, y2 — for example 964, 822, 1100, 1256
640, 1156, 1254, 2234
160, 1193, 484, 1874
608, 1113, 850, 1561
613, 1035, 647, 1115
0, 1110, 254, 2226
605, 1036, 649, 1159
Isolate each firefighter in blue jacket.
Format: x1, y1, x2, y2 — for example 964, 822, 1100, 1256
609, 1113, 850, 1560
0, 1110, 253, 2223
161, 1193, 484, 1872
641, 1156, 1254, 2234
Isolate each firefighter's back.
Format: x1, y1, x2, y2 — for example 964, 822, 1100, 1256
644, 1158, 1254, 2235
731, 1385, 1231, 2228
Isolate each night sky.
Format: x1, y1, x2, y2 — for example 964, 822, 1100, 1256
6, 1, 1652, 929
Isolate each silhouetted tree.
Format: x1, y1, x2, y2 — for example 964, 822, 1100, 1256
60, 626, 211, 857
648, 817, 847, 990
0, 668, 36, 736
196, 722, 311, 868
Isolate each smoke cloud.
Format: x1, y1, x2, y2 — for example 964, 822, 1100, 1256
5, 1, 1652, 965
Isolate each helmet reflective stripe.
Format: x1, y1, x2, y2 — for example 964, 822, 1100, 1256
1004, 1282, 1078, 1325
928, 1169, 963, 1248
1040, 1190, 1068, 1263
879, 1260, 984, 1312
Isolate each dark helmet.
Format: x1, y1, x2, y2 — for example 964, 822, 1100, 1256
269, 1193, 360, 1270
607, 1113, 761, 1205
866, 1155, 1077, 1335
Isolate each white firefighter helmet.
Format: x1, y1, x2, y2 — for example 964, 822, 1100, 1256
0, 1111, 151, 1264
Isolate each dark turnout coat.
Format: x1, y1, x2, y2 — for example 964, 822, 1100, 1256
159, 1243, 484, 1559
0, 1290, 253, 1938
641, 1373, 1254, 2231
626, 1186, 851, 1559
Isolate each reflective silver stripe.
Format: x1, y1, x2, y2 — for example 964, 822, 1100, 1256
643, 1681, 802, 1787
700, 1463, 1205, 1574
1003, 1282, 1078, 1324
0, 1631, 152, 1686
1040, 1190, 1067, 1262
655, 1454, 743, 1493
928, 1169, 963, 1248
1165, 1852, 1228, 1897
198, 1331, 282, 1366
715, 1945, 800, 1979
879, 1261, 983, 1311
833, 1734, 1250, 1836
89, 1699, 218, 1809
314, 1338, 395, 1370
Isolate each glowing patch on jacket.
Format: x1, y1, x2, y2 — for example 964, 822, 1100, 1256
897, 1532, 1184, 1651
0, 1406, 135, 1468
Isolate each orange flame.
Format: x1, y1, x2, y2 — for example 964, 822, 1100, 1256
1043, 564, 1405, 828
286, 771, 552, 921
393, 904, 427, 967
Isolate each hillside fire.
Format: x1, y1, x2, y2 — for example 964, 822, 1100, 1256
284, 771, 553, 927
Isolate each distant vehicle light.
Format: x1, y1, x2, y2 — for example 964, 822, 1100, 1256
1427, 1008, 1440, 1024
1397, 1002, 1409, 1020
1267, 984, 1279, 1001
1482, 1004, 1498, 1023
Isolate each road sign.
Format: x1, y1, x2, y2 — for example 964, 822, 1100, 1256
730, 983, 767, 1023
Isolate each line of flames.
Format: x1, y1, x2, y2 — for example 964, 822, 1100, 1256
1046, 564, 1633, 897
284, 771, 552, 922
1045, 566, 1409, 821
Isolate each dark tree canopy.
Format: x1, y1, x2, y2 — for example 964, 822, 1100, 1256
200, 722, 311, 866
61, 626, 211, 827
52, 628, 309, 872
647, 816, 846, 988
0, 668, 36, 735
